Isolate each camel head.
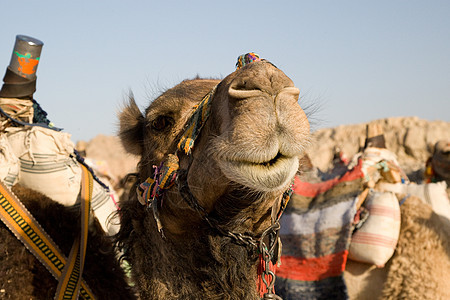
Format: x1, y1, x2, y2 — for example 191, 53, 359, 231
119, 55, 310, 242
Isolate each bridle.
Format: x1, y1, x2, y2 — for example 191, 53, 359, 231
136, 54, 290, 299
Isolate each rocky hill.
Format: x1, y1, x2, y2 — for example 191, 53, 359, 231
84, 117, 450, 183
307, 117, 450, 178
83, 134, 139, 182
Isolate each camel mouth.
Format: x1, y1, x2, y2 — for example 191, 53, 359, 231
218, 154, 299, 192
261, 152, 283, 167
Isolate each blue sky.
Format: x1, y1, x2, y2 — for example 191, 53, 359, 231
1, 1, 449, 143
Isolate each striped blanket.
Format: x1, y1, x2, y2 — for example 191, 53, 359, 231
275, 161, 364, 299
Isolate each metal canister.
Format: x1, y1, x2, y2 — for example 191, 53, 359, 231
8, 35, 44, 80
0, 35, 44, 98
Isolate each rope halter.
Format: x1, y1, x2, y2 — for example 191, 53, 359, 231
136, 86, 216, 234
136, 54, 290, 298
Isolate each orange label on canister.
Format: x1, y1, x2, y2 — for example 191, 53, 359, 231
15, 51, 40, 76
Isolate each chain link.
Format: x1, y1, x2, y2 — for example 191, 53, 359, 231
177, 170, 260, 249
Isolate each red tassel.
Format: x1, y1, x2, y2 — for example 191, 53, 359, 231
257, 253, 266, 297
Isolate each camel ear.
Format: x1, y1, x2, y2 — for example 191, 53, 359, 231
119, 94, 145, 156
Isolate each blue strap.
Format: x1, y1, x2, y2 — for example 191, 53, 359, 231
399, 194, 410, 206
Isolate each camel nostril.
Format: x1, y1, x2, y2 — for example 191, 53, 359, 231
233, 80, 248, 91
277, 87, 300, 101
228, 80, 265, 99
228, 86, 264, 99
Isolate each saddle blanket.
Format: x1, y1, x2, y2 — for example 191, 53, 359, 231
275, 161, 364, 299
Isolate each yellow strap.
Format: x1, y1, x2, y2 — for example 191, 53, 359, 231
55, 164, 93, 299
0, 182, 65, 276
0, 165, 96, 299
56, 237, 82, 299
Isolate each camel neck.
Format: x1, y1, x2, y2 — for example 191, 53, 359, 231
137, 221, 260, 299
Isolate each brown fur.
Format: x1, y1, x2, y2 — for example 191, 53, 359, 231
0, 184, 135, 299
116, 61, 310, 299
381, 195, 450, 299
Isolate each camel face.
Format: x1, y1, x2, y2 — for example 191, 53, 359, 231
119, 60, 310, 235
209, 61, 310, 192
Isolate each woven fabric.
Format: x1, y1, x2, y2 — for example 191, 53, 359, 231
0, 97, 34, 125
137, 154, 179, 206
378, 181, 450, 227
138, 178, 156, 205
4, 126, 119, 235
236, 53, 261, 69
0, 133, 19, 187
348, 191, 400, 267
177, 88, 215, 154
158, 154, 179, 189
275, 161, 364, 299
55, 164, 93, 300
5, 126, 81, 206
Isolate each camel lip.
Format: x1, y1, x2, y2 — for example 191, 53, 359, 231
259, 152, 283, 167
218, 155, 299, 191
221, 152, 298, 171
221, 151, 286, 166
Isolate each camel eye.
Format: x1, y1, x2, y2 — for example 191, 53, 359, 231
151, 116, 173, 132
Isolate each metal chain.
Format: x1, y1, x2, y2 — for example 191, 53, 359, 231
176, 164, 286, 299
177, 170, 259, 249
259, 221, 282, 299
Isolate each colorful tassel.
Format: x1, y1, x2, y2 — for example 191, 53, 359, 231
178, 87, 216, 154
236, 52, 261, 69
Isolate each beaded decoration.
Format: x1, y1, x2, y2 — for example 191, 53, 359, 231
236, 52, 261, 69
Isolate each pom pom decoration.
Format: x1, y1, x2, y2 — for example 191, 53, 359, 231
236, 52, 261, 69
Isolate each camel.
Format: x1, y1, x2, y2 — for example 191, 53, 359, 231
0, 184, 136, 299
344, 133, 450, 299
344, 193, 450, 300
116, 58, 311, 299
275, 125, 450, 300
